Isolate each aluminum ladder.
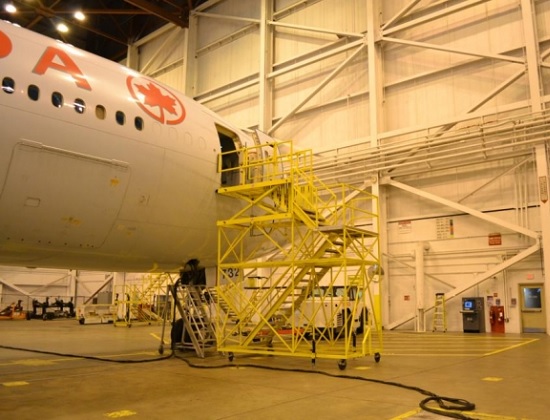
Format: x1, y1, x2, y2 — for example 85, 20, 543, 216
432, 293, 447, 332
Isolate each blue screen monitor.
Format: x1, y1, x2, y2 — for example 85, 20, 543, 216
463, 300, 474, 311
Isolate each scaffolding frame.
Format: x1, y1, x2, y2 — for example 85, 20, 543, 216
114, 273, 171, 327
215, 140, 383, 368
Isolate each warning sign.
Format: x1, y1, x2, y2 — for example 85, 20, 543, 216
488, 233, 502, 246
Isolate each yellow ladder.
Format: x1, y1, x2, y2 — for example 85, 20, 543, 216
432, 293, 447, 332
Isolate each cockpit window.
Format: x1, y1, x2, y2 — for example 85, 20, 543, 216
2, 77, 15, 94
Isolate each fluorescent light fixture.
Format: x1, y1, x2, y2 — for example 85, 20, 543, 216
4, 4, 17, 13
74, 11, 85, 21
56, 23, 69, 33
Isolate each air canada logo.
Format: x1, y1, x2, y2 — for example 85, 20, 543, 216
0, 30, 13, 58
126, 75, 186, 125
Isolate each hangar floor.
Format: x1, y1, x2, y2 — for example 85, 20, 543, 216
0, 320, 548, 420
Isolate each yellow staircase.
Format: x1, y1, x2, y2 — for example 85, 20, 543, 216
114, 273, 170, 327
215, 138, 383, 369
432, 293, 447, 332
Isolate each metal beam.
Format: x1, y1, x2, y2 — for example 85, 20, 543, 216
385, 253, 456, 288
385, 179, 540, 240
123, 0, 187, 27
268, 43, 366, 135
268, 20, 363, 39
382, 0, 422, 31
383, 0, 490, 36
268, 39, 364, 80
458, 158, 532, 203
194, 12, 260, 24
140, 27, 184, 74
0, 277, 32, 298
83, 274, 114, 305
382, 36, 525, 64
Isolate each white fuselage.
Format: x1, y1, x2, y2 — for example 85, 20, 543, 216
0, 20, 252, 272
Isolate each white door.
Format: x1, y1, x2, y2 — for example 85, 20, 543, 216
519, 284, 546, 333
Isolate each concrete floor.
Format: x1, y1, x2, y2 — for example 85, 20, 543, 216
0, 320, 548, 420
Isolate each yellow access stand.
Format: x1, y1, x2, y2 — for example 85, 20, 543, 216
432, 293, 447, 332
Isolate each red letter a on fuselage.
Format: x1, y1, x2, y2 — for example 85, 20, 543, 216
33, 47, 91, 91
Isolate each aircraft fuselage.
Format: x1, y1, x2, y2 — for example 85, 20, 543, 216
0, 20, 252, 272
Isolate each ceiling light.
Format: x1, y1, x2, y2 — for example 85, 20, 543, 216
74, 11, 85, 21
56, 23, 69, 33
4, 4, 17, 13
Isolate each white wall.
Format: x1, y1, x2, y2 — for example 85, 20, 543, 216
131, 0, 550, 333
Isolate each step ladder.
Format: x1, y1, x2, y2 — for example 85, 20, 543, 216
170, 283, 217, 358
432, 293, 447, 332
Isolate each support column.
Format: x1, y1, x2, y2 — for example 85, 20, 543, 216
415, 242, 427, 332
258, 0, 274, 132
126, 44, 139, 70
114, 272, 126, 321
366, 0, 385, 327
68, 270, 78, 305
521, 0, 550, 335
185, 12, 199, 97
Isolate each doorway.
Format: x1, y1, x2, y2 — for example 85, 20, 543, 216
216, 124, 241, 187
519, 284, 546, 333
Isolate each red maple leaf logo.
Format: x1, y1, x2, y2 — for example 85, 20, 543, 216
126, 76, 185, 125
136, 83, 177, 115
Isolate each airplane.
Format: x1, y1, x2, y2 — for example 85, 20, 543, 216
0, 19, 275, 273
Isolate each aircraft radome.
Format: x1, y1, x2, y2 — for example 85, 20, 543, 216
0, 19, 274, 273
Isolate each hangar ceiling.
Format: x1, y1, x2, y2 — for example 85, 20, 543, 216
0, 0, 208, 61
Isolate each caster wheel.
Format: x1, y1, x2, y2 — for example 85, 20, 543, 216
374, 352, 381, 363
337, 359, 347, 371
228, 352, 234, 362
158, 345, 164, 355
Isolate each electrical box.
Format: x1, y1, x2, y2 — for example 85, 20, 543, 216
461, 297, 485, 333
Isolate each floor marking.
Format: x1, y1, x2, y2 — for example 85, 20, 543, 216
482, 377, 504, 382
393, 407, 533, 420
150, 333, 168, 344
390, 408, 421, 419
0, 358, 81, 367
104, 410, 137, 418
353, 366, 371, 370
484, 338, 539, 356
102, 351, 158, 358
380, 334, 539, 358
2, 381, 29, 387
